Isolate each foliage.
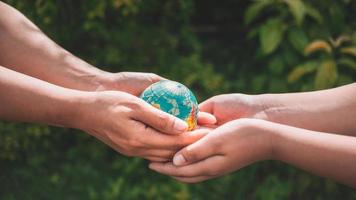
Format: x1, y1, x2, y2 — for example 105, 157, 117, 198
246, 0, 356, 91
1, 0, 356, 199
288, 35, 356, 89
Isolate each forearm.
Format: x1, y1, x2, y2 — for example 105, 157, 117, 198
0, 66, 88, 128
255, 83, 356, 135
0, 2, 110, 91
262, 121, 356, 187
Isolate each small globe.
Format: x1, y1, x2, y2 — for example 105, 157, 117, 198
140, 80, 199, 130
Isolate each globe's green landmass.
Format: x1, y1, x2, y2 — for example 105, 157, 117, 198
140, 80, 198, 130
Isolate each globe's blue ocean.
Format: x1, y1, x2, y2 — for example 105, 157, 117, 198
140, 80, 198, 130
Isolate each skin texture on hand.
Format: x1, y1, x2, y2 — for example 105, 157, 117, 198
149, 119, 273, 183
254, 83, 356, 135
76, 90, 214, 161
198, 94, 265, 125
0, 66, 215, 162
199, 83, 356, 136
150, 119, 356, 187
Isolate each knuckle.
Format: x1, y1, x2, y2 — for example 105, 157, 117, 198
148, 72, 157, 77
165, 151, 176, 160
127, 100, 143, 111
148, 73, 161, 81
211, 140, 223, 153
172, 138, 186, 149
157, 113, 171, 129
183, 149, 198, 163
127, 139, 143, 149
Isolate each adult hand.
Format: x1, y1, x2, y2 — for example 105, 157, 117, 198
149, 119, 273, 182
199, 94, 265, 125
99, 72, 217, 125
76, 90, 212, 162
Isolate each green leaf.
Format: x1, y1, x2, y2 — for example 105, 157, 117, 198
288, 27, 309, 53
338, 58, 356, 70
288, 61, 318, 83
259, 18, 285, 55
315, 60, 338, 89
304, 40, 332, 56
268, 56, 285, 75
304, 4, 323, 24
340, 47, 356, 56
244, 0, 273, 25
247, 28, 259, 39
284, 0, 306, 26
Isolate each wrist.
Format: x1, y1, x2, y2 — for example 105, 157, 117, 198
233, 119, 277, 161
91, 72, 127, 92
253, 94, 289, 122
86, 69, 114, 91
50, 89, 95, 130
250, 119, 289, 161
61, 54, 114, 92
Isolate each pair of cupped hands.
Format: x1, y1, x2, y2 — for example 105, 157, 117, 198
85, 72, 269, 183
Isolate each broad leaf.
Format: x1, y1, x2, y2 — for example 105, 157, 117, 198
339, 58, 356, 70
304, 40, 332, 56
244, 0, 273, 25
288, 27, 309, 53
287, 61, 318, 83
304, 4, 323, 24
259, 18, 285, 55
340, 47, 356, 56
268, 56, 285, 75
315, 60, 338, 89
284, 0, 306, 26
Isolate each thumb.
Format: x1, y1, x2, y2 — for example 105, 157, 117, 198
172, 134, 217, 166
198, 97, 215, 114
197, 112, 217, 125
135, 100, 188, 134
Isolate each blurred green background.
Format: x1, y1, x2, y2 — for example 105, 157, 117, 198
1, 0, 356, 199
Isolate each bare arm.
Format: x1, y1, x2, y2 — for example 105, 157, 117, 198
198, 83, 356, 136
271, 120, 356, 187
149, 119, 356, 187
256, 83, 356, 135
0, 2, 166, 95
0, 2, 111, 91
0, 65, 211, 161
0, 65, 84, 126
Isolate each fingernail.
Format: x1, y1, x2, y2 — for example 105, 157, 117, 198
173, 154, 186, 166
174, 119, 188, 131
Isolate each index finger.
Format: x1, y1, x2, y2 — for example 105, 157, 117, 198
134, 120, 210, 149
197, 112, 217, 125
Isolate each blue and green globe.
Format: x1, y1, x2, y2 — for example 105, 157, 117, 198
140, 80, 199, 130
